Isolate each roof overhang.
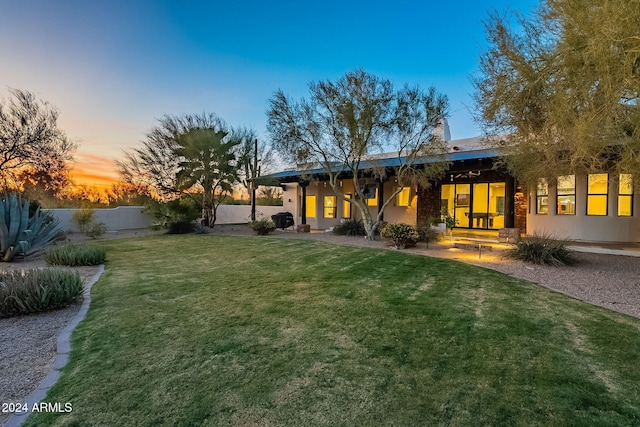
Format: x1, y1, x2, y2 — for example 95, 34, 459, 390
256, 148, 502, 184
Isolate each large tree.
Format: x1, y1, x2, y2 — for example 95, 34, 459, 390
474, 0, 640, 186
175, 127, 239, 226
267, 69, 449, 239
117, 113, 241, 227
0, 88, 75, 192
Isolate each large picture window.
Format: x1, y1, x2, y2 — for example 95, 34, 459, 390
323, 196, 336, 218
618, 174, 633, 217
536, 178, 548, 214
587, 174, 608, 216
557, 175, 575, 215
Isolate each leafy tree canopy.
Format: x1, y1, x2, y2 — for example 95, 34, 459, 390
0, 88, 75, 193
118, 113, 258, 227
474, 0, 640, 186
267, 69, 450, 239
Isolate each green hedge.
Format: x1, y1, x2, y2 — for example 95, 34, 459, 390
0, 268, 84, 318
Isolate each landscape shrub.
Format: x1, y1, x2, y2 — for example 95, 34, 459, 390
417, 225, 440, 244
508, 234, 576, 266
333, 219, 366, 236
0, 193, 62, 262
0, 268, 83, 318
86, 221, 108, 239
72, 207, 108, 239
72, 207, 96, 233
145, 198, 200, 233
380, 223, 420, 249
251, 218, 276, 235
46, 244, 107, 266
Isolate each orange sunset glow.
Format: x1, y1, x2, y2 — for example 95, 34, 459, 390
69, 151, 121, 191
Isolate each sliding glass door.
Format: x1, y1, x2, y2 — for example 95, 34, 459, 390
441, 182, 505, 229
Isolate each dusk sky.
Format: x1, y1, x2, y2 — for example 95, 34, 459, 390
0, 0, 537, 190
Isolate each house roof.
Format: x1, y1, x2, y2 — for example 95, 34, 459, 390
257, 147, 501, 184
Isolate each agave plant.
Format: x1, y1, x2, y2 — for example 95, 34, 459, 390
0, 194, 61, 262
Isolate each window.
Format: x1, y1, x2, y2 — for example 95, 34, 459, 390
342, 194, 352, 219
305, 195, 316, 218
366, 187, 379, 207
618, 174, 633, 217
556, 175, 575, 215
395, 187, 411, 207
536, 178, 548, 214
323, 196, 336, 218
587, 174, 608, 215
441, 184, 455, 219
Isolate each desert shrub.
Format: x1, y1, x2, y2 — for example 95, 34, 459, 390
46, 244, 107, 266
417, 225, 440, 243
380, 223, 420, 249
86, 221, 108, 239
251, 218, 276, 235
72, 207, 96, 233
508, 234, 576, 266
72, 207, 108, 239
0, 268, 83, 318
333, 219, 366, 236
145, 198, 200, 233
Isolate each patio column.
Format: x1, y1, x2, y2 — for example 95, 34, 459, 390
299, 180, 309, 225
377, 178, 385, 222
505, 175, 515, 228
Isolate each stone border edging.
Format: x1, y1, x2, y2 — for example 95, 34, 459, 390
5, 265, 105, 427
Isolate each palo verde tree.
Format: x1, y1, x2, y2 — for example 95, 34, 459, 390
474, 0, 640, 187
0, 88, 76, 192
267, 69, 450, 240
117, 113, 240, 227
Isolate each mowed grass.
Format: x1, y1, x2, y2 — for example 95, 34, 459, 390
25, 235, 640, 426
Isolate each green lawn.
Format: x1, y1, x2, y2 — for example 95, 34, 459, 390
25, 234, 640, 426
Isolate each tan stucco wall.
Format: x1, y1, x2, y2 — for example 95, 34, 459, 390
526, 174, 640, 242
282, 180, 417, 230
380, 181, 418, 225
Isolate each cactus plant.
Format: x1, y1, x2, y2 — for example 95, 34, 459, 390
0, 194, 62, 262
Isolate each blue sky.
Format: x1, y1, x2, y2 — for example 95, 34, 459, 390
0, 0, 538, 186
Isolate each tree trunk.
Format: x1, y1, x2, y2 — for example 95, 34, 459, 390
201, 208, 211, 227
355, 200, 377, 240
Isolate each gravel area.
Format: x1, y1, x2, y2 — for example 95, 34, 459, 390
1, 226, 638, 426
0, 259, 100, 426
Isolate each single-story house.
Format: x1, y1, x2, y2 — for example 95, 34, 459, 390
260, 134, 639, 244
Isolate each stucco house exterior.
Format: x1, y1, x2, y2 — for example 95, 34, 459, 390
261, 135, 639, 243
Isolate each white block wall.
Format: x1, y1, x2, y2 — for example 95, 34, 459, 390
48, 205, 288, 233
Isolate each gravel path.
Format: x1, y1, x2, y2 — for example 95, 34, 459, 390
1, 227, 638, 426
